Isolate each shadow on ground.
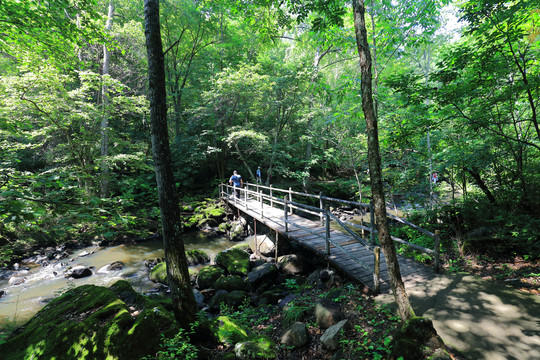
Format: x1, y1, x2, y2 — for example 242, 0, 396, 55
376, 272, 540, 360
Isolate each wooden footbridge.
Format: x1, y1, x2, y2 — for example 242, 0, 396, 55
219, 183, 441, 294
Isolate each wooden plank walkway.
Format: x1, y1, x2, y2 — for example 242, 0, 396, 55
224, 195, 436, 294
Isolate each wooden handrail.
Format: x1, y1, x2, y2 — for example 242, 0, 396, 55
220, 183, 440, 276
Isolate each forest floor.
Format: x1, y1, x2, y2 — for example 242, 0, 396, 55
441, 252, 540, 295
207, 281, 469, 360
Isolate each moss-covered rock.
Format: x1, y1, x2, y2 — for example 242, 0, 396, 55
218, 222, 231, 234
226, 290, 248, 308
212, 315, 249, 345
215, 275, 246, 292
196, 265, 226, 289
234, 336, 277, 360
186, 249, 210, 266
215, 248, 250, 276
0, 280, 178, 360
391, 317, 450, 360
149, 261, 168, 284
182, 200, 227, 231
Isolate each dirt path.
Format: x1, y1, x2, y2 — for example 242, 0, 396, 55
376, 272, 540, 360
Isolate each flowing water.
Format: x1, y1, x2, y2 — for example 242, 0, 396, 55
0, 232, 237, 329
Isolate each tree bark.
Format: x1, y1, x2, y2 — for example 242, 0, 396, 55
144, 0, 198, 328
352, 0, 414, 320
465, 167, 496, 204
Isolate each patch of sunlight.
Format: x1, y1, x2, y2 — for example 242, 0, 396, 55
26, 340, 46, 359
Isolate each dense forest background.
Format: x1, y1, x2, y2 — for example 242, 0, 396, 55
0, 0, 538, 264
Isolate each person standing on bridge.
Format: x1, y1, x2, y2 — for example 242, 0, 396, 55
229, 170, 243, 197
256, 166, 262, 184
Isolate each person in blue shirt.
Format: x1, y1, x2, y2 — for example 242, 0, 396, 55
256, 166, 262, 184
229, 170, 243, 197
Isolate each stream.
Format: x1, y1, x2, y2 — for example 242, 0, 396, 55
0, 232, 239, 329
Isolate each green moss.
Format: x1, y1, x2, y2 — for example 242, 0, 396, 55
181, 200, 227, 230
234, 336, 277, 359
186, 249, 210, 265
215, 248, 250, 276
149, 262, 168, 285
214, 275, 245, 291
0, 281, 178, 360
213, 316, 249, 345
196, 265, 226, 289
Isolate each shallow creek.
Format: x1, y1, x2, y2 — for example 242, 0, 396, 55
0, 232, 239, 329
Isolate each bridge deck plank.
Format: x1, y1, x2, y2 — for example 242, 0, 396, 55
224, 196, 434, 294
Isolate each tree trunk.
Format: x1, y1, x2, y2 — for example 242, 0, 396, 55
465, 167, 496, 204
144, 0, 198, 328
100, 1, 114, 198
233, 142, 255, 181
352, 0, 414, 321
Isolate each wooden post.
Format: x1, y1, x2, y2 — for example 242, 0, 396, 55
284, 197, 288, 233
434, 230, 441, 273
270, 185, 273, 207
373, 246, 381, 294
288, 187, 293, 215
275, 230, 279, 263
325, 208, 330, 256
245, 184, 248, 211
370, 201, 375, 244
226, 184, 229, 198
319, 192, 324, 226
260, 189, 264, 218
361, 210, 365, 239
254, 220, 258, 256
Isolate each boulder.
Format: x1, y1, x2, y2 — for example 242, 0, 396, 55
209, 290, 228, 311
249, 235, 275, 257
8, 276, 27, 286
149, 262, 168, 285
229, 220, 245, 241
0, 281, 178, 360
212, 315, 249, 345
315, 299, 346, 329
193, 289, 206, 309
186, 249, 210, 266
281, 322, 308, 348
196, 265, 226, 290
226, 290, 248, 308
258, 288, 286, 306
215, 275, 246, 292
320, 319, 349, 350
215, 248, 250, 276
97, 261, 124, 274
278, 254, 310, 275
247, 263, 278, 288
391, 317, 451, 360
67, 265, 93, 279
235, 337, 277, 360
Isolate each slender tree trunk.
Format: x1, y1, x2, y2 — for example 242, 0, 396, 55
100, 1, 114, 198
352, 0, 414, 321
144, 0, 198, 328
465, 167, 496, 204
233, 142, 255, 180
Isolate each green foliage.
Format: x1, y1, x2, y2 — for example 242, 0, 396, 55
141, 328, 198, 360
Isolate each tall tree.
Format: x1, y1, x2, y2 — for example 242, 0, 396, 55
100, 1, 115, 198
352, 0, 414, 320
144, 0, 198, 328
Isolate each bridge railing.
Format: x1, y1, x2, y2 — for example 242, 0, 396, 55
220, 183, 383, 292
220, 183, 441, 289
